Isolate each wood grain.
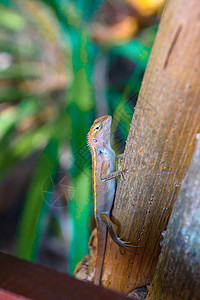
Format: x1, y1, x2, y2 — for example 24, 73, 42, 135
101, 0, 200, 294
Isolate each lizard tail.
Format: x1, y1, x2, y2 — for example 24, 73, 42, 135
94, 221, 107, 285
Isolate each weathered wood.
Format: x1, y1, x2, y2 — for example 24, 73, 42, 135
101, 0, 200, 294
0, 288, 30, 300
0, 252, 130, 300
147, 135, 200, 300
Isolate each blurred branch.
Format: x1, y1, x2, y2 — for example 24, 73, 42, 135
147, 135, 200, 299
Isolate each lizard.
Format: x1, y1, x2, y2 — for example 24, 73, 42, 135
87, 115, 140, 285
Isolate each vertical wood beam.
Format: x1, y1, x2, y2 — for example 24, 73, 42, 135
102, 0, 200, 294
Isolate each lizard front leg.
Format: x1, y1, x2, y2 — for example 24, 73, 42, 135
100, 154, 140, 254
101, 154, 126, 181
100, 212, 140, 255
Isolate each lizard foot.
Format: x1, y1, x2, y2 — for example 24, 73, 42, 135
101, 170, 121, 181
100, 153, 127, 182
116, 154, 127, 181
115, 236, 141, 255
100, 212, 141, 255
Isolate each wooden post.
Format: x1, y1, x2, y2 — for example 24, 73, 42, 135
147, 135, 200, 299
101, 0, 200, 294
0, 252, 131, 300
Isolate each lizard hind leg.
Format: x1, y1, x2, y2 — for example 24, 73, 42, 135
100, 212, 140, 255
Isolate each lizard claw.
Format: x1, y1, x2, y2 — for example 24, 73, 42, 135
123, 242, 141, 248
100, 177, 106, 182
117, 237, 141, 247
116, 236, 141, 254
119, 246, 126, 255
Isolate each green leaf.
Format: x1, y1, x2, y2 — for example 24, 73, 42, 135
68, 170, 92, 273
0, 62, 40, 80
16, 139, 59, 260
0, 4, 25, 32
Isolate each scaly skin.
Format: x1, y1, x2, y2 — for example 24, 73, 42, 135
88, 115, 139, 285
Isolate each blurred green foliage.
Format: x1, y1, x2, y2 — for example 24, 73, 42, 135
0, 0, 158, 274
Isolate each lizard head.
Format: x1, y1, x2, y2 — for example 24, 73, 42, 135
87, 115, 112, 151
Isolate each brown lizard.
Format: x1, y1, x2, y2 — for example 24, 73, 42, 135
87, 115, 140, 285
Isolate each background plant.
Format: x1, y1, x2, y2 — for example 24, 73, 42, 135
0, 0, 163, 274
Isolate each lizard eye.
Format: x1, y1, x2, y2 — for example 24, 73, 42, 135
94, 124, 102, 131
93, 139, 97, 143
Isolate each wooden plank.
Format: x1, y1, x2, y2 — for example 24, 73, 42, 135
0, 289, 30, 300
0, 252, 129, 300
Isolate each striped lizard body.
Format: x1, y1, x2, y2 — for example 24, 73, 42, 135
87, 115, 139, 285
